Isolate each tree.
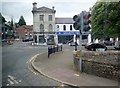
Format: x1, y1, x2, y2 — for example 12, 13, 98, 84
91, 1, 120, 40
18, 16, 26, 26
0, 13, 6, 24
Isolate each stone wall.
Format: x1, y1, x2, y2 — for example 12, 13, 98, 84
73, 50, 120, 80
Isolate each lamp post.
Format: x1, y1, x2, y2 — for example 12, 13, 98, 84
42, 14, 45, 43
75, 35, 77, 51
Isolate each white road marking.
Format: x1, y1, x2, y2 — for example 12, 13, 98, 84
8, 75, 19, 85
8, 79, 14, 85
6, 84, 9, 86
60, 84, 65, 87
74, 74, 80, 77
19, 80, 22, 83
26, 54, 39, 75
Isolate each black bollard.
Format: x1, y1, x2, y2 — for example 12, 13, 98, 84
57, 45, 58, 52
75, 42, 77, 51
61, 45, 62, 51
48, 46, 50, 58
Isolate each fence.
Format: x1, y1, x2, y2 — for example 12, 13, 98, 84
48, 44, 62, 58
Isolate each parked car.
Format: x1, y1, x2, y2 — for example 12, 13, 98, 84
69, 42, 78, 46
22, 37, 33, 42
85, 43, 107, 51
22, 38, 30, 42
114, 41, 120, 50
104, 41, 114, 46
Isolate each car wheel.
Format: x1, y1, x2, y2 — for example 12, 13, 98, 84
105, 47, 107, 51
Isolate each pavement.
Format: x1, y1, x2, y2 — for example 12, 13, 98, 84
31, 47, 119, 87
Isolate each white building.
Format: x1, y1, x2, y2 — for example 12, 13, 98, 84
32, 2, 91, 45
32, 2, 57, 44
55, 18, 80, 44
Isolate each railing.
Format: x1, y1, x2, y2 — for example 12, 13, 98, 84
48, 44, 62, 58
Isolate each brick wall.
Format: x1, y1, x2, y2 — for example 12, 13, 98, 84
73, 50, 120, 80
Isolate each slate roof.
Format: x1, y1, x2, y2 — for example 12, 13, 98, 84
33, 6, 56, 13
55, 18, 74, 24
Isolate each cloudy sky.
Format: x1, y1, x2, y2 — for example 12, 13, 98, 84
0, 0, 98, 25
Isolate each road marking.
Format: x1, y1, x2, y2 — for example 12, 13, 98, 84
8, 79, 14, 85
74, 74, 80, 76
7, 75, 20, 85
6, 84, 9, 86
19, 80, 22, 83
26, 54, 39, 75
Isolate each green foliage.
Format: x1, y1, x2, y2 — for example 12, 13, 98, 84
91, 1, 120, 39
0, 13, 6, 24
18, 16, 26, 27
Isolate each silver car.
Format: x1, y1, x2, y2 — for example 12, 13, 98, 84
114, 41, 120, 50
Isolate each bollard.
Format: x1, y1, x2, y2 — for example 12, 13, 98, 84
48, 46, 50, 58
75, 42, 77, 51
53, 46, 55, 53
48, 46, 52, 58
57, 45, 58, 52
61, 45, 62, 51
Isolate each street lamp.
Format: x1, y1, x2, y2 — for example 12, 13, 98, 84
43, 14, 45, 43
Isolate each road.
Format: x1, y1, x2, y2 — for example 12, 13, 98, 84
2, 41, 62, 86
2, 41, 116, 87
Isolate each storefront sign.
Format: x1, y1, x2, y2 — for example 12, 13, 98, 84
56, 31, 80, 35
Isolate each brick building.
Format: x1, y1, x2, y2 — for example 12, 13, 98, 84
16, 25, 33, 40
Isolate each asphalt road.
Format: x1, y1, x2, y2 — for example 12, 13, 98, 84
2, 41, 116, 87
2, 41, 62, 86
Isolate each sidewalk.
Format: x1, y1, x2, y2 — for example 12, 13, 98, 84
32, 49, 119, 86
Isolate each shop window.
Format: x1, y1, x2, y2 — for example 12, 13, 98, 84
70, 25, 72, 31
63, 25, 66, 31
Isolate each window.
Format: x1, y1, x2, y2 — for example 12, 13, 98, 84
49, 24, 53, 31
70, 25, 72, 31
57, 25, 59, 28
40, 24, 44, 32
39, 15, 44, 21
63, 25, 66, 31
48, 15, 52, 21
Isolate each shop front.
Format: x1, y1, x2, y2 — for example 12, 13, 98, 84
56, 31, 80, 44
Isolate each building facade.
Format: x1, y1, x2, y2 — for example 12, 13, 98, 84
32, 3, 91, 45
55, 18, 80, 44
16, 25, 33, 40
32, 2, 56, 44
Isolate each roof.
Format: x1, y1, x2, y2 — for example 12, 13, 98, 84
55, 18, 74, 24
16, 26, 33, 30
33, 6, 56, 13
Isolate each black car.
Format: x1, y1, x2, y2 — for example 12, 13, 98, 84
85, 43, 107, 51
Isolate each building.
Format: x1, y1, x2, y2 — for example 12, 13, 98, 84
32, 2, 91, 45
55, 18, 80, 44
32, 2, 57, 44
16, 25, 33, 40
0, 13, 9, 40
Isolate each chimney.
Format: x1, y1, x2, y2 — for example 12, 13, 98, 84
33, 2, 37, 10
52, 6, 55, 10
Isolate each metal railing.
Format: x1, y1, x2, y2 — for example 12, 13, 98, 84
48, 44, 62, 58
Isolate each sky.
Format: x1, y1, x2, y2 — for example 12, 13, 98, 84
0, 0, 98, 25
